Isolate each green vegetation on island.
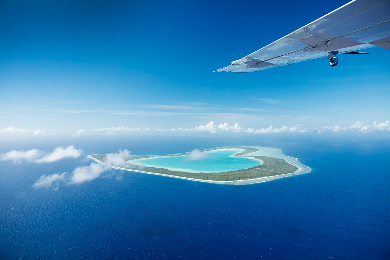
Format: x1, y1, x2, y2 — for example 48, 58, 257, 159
89, 146, 298, 182
140, 156, 297, 181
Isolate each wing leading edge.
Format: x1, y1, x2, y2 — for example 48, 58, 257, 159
216, 0, 390, 72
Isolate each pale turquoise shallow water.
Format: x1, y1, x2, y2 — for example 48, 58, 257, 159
128, 149, 261, 173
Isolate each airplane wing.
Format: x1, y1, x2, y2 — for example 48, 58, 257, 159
216, 0, 390, 72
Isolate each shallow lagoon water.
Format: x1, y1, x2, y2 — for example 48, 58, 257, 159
129, 149, 261, 173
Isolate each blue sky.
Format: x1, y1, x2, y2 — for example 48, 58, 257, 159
1, 0, 390, 137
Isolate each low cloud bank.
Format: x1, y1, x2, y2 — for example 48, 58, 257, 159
187, 149, 207, 161
0, 145, 83, 163
84, 120, 390, 135
317, 121, 390, 133
94, 126, 150, 132
0, 126, 47, 135
3, 121, 390, 137
192, 121, 305, 134
33, 149, 131, 189
191, 121, 390, 134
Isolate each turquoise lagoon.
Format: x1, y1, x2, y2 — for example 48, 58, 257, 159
128, 149, 261, 173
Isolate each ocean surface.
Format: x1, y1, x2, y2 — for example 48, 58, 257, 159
129, 149, 261, 173
1, 134, 389, 259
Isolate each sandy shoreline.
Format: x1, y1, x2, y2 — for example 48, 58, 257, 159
88, 146, 311, 185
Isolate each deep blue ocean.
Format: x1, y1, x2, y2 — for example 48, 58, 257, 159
1, 134, 389, 259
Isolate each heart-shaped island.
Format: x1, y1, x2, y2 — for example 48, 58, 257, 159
88, 146, 311, 185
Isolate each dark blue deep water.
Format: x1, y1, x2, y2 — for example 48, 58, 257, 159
1, 135, 389, 259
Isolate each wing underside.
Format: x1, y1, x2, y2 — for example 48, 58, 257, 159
216, 0, 390, 72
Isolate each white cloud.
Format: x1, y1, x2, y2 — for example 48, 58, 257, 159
253, 125, 288, 134
317, 125, 345, 133
373, 121, 390, 131
69, 149, 131, 184
94, 126, 151, 132
218, 123, 243, 132
194, 121, 217, 133
0, 149, 43, 163
36, 145, 83, 163
104, 149, 130, 166
187, 149, 207, 161
73, 129, 86, 137
0, 126, 30, 133
33, 129, 47, 135
33, 149, 130, 187
251, 125, 306, 134
189, 122, 307, 134
246, 128, 255, 133
0, 126, 48, 135
350, 121, 372, 133
33, 173, 66, 189
0, 145, 82, 163
318, 121, 390, 134
288, 126, 307, 133
357, 121, 390, 133
71, 163, 109, 184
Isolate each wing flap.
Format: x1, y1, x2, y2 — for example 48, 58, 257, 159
370, 36, 390, 50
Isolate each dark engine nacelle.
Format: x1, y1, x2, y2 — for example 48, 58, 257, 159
328, 56, 338, 67
328, 51, 339, 67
